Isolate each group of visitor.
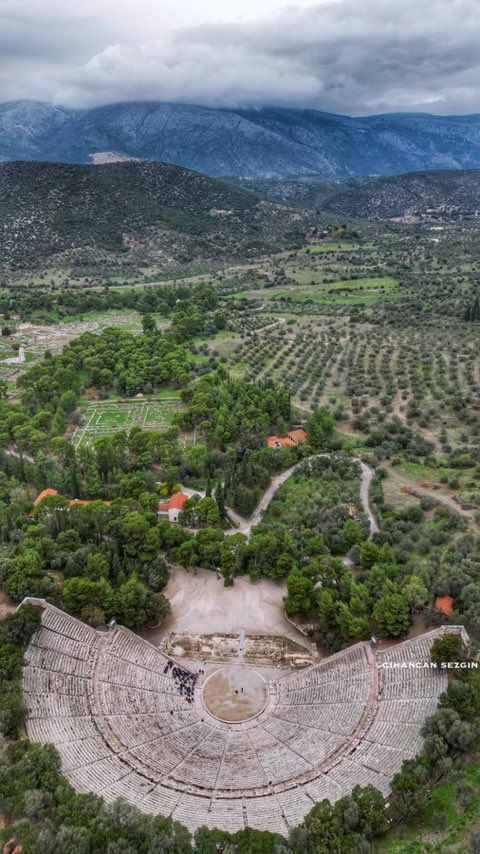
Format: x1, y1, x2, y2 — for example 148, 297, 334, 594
164, 660, 198, 704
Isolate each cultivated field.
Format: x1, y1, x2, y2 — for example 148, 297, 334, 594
189, 224, 480, 521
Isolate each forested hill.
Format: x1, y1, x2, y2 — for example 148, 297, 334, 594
0, 161, 314, 269
238, 168, 480, 220
319, 168, 480, 219
3, 100, 480, 178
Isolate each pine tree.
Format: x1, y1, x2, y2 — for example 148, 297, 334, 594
214, 479, 226, 517
462, 295, 480, 322
205, 471, 212, 497
473, 296, 480, 321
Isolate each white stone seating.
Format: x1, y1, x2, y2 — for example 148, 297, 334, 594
348, 741, 409, 777
282, 676, 370, 706
262, 717, 345, 766
26, 645, 93, 678
171, 729, 228, 788
303, 773, 344, 804
376, 697, 438, 723
364, 719, 424, 753
105, 710, 200, 749
130, 721, 213, 777
280, 645, 368, 695
244, 796, 288, 834
27, 715, 97, 743
273, 701, 365, 735
21, 602, 465, 838
66, 755, 132, 794
107, 630, 171, 670
23, 691, 92, 718
55, 737, 111, 771
206, 798, 245, 833
276, 787, 315, 827
248, 726, 312, 782
171, 793, 212, 832
327, 758, 391, 797
381, 678, 446, 700
216, 733, 267, 789
139, 784, 183, 815
31, 626, 96, 660
102, 771, 155, 806
23, 667, 90, 696
40, 607, 99, 645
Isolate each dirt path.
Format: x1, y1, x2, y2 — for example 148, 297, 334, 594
358, 460, 379, 535
4, 445, 35, 464
256, 317, 287, 334
225, 455, 378, 539
237, 463, 299, 536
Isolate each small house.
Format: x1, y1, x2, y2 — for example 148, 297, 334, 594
266, 435, 296, 450
266, 429, 307, 450
288, 429, 307, 444
33, 489, 111, 509
158, 492, 189, 523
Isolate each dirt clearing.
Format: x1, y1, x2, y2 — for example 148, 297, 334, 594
142, 566, 313, 651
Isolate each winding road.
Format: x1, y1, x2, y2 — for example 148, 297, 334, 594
183, 454, 379, 540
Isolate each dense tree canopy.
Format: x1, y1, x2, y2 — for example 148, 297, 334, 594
180, 372, 291, 448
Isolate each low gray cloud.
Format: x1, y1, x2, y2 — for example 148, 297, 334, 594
1, 0, 480, 114
0, 0, 128, 102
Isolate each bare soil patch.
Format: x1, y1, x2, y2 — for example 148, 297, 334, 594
202, 666, 268, 722
0, 591, 16, 619
140, 566, 314, 652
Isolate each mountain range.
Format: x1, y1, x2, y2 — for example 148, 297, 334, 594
3, 100, 480, 178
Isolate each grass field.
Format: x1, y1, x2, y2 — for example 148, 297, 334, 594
290, 273, 397, 289
376, 764, 480, 853
72, 397, 182, 447
230, 277, 398, 306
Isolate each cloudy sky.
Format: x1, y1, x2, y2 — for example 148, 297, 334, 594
1, 0, 479, 114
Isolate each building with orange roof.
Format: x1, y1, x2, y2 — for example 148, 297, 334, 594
288, 429, 307, 444
67, 498, 112, 508
33, 488, 60, 505
266, 436, 295, 449
266, 429, 307, 451
158, 492, 189, 523
33, 490, 111, 509
435, 595, 454, 617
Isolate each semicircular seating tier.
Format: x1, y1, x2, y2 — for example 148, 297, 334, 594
21, 599, 468, 837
